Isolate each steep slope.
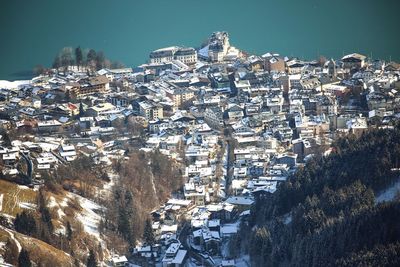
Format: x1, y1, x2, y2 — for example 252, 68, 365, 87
245, 126, 400, 266
0, 226, 74, 266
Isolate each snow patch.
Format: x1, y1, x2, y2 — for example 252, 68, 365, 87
0, 80, 31, 89
17, 185, 31, 190
48, 196, 58, 208
376, 179, 400, 203
55, 225, 66, 235
69, 193, 102, 239
60, 197, 69, 207
19, 202, 37, 210
283, 213, 292, 225
99, 172, 118, 200
57, 208, 66, 219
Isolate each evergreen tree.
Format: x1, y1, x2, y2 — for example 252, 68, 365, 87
65, 90, 71, 102
87, 49, 97, 69
143, 219, 155, 245
41, 207, 54, 233
18, 248, 31, 267
75, 46, 83, 68
118, 206, 133, 244
66, 221, 73, 241
14, 211, 37, 236
52, 55, 61, 69
0, 127, 11, 147
86, 249, 97, 267
95, 51, 105, 70
79, 102, 84, 117
4, 238, 19, 265
60, 47, 74, 68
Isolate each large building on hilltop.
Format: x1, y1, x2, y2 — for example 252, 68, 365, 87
149, 46, 197, 65
208, 31, 230, 62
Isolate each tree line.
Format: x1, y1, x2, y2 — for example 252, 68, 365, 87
52, 46, 125, 71
34, 46, 125, 75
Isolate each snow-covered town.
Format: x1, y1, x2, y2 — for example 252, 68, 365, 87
1, 31, 400, 266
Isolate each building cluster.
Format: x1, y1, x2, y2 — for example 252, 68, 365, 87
1, 32, 400, 266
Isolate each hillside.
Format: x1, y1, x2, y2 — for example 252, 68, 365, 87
0, 177, 111, 265
0, 147, 183, 266
242, 126, 400, 266
0, 226, 74, 266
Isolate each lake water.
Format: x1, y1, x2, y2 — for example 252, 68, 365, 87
0, 0, 399, 80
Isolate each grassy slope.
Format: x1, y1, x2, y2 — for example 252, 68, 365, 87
0, 226, 74, 266
0, 180, 37, 217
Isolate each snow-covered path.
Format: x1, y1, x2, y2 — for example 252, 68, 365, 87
149, 171, 158, 201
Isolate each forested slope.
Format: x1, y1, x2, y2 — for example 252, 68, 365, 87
247, 125, 400, 267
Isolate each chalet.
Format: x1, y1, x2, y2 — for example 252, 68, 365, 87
342, 53, 366, 70
262, 53, 285, 73
111, 255, 128, 267
162, 242, 187, 267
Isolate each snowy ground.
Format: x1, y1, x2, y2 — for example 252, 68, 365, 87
376, 178, 400, 203
18, 202, 37, 210
68, 193, 103, 239
98, 171, 118, 201
283, 213, 292, 225
0, 80, 31, 89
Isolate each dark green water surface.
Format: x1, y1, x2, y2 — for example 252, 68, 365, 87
0, 0, 399, 80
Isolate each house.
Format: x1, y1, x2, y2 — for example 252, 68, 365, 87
37, 120, 62, 133
59, 144, 77, 162
225, 105, 244, 122
52, 103, 79, 117
111, 255, 128, 267
287, 61, 304, 74
342, 53, 366, 70
162, 242, 187, 267
347, 116, 368, 137
184, 183, 206, 206
275, 153, 297, 168
138, 101, 163, 120
2, 153, 18, 165
86, 103, 116, 117
263, 53, 285, 73
209, 73, 231, 92
75, 75, 110, 97
247, 55, 264, 71
97, 68, 133, 81
79, 117, 95, 130
221, 260, 236, 267
166, 88, 195, 109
